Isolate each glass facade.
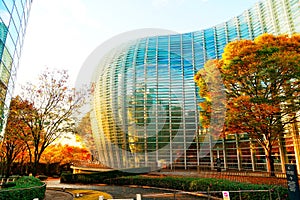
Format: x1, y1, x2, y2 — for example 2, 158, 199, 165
0, 0, 33, 134
91, 0, 300, 171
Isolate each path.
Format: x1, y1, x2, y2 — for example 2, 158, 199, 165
43, 170, 289, 200
44, 178, 208, 200
44, 189, 73, 200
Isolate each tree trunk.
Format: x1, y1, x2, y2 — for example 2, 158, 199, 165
33, 156, 39, 176
5, 159, 12, 178
0, 159, 4, 176
265, 150, 275, 177
33, 149, 44, 176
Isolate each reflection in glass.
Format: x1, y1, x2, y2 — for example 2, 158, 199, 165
0, 0, 33, 134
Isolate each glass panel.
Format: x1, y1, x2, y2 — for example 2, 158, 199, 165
0, 23, 7, 57
204, 29, 216, 59
0, 62, 10, 85
8, 22, 18, 43
0, 79, 6, 101
0, 1, 10, 26
5, 32, 15, 53
248, 8, 263, 37
0, 0, 5, 10
15, 0, 23, 18
227, 19, 238, 41
3, 0, 14, 13
2, 47, 12, 70
238, 15, 251, 39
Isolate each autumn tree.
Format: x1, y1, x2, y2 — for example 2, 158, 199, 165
18, 69, 87, 175
75, 112, 96, 160
0, 96, 33, 177
195, 33, 300, 176
194, 60, 227, 133
194, 60, 227, 158
40, 144, 90, 174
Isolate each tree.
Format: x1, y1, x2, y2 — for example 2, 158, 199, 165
0, 96, 33, 177
194, 60, 227, 136
75, 112, 96, 159
40, 144, 90, 174
195, 33, 300, 176
18, 69, 87, 175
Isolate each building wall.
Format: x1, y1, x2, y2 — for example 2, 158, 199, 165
0, 0, 33, 134
190, 133, 297, 172
91, 0, 300, 171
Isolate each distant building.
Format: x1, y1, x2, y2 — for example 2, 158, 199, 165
91, 0, 300, 172
0, 0, 33, 134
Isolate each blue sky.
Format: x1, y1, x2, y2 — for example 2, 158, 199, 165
15, 0, 259, 94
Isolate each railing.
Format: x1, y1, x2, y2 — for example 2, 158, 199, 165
163, 168, 290, 179
0, 177, 16, 187
139, 189, 282, 200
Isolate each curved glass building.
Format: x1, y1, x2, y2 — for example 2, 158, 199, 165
91, 0, 300, 171
0, 0, 33, 134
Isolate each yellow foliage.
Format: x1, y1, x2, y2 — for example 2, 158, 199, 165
67, 189, 113, 200
222, 39, 254, 65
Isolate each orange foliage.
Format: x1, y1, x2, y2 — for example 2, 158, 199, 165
40, 144, 91, 165
194, 60, 227, 137
195, 33, 300, 174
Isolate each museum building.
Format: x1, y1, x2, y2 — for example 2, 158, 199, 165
89, 0, 300, 173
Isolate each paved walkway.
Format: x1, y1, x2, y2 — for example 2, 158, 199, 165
44, 178, 208, 200
45, 189, 73, 200
43, 170, 289, 200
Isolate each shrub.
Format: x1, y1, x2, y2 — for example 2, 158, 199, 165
60, 172, 74, 183
2, 182, 16, 188
60, 170, 137, 184
0, 176, 46, 200
107, 176, 288, 200
37, 175, 48, 181
15, 176, 43, 187
59, 172, 289, 199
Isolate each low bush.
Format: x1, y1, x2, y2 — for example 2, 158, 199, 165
15, 176, 44, 187
61, 170, 136, 184
0, 176, 46, 200
52, 174, 60, 178
37, 175, 48, 181
60, 171, 289, 199
106, 176, 289, 200
1, 182, 16, 188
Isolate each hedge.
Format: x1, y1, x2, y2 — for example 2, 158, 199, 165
0, 176, 46, 200
60, 171, 289, 200
106, 176, 289, 200
60, 170, 133, 184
